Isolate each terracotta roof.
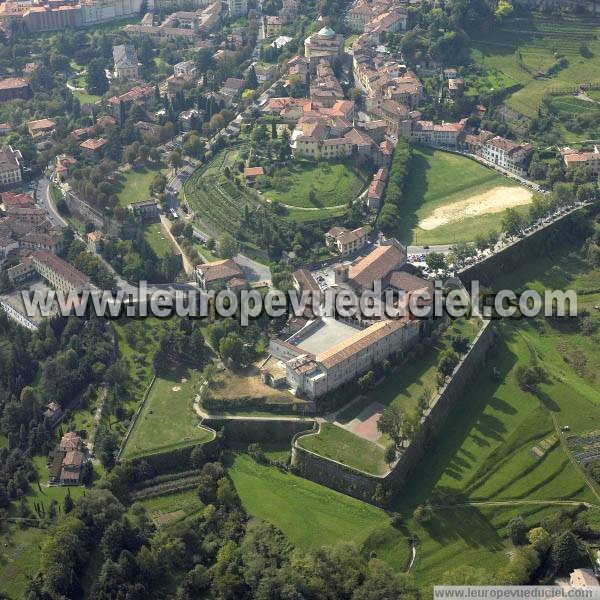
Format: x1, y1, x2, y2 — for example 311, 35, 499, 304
2, 192, 33, 208
244, 166, 264, 177
196, 258, 242, 283
348, 243, 406, 290
388, 270, 432, 293
62, 449, 85, 467
32, 251, 90, 288
80, 137, 106, 151
0, 77, 29, 91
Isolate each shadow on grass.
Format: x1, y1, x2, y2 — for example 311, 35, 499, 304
391, 330, 520, 512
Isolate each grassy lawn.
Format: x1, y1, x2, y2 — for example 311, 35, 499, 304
0, 525, 46, 599
144, 222, 175, 258
282, 204, 347, 223
122, 367, 214, 460
471, 14, 600, 118
228, 453, 410, 569
263, 160, 366, 209
24, 456, 86, 514
399, 146, 525, 245
113, 318, 165, 415
115, 166, 165, 208
390, 231, 600, 586
298, 423, 388, 475
337, 317, 482, 432
135, 488, 203, 526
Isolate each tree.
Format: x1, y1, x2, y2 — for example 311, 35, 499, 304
183, 134, 204, 159
451, 334, 469, 354
507, 516, 528, 545
413, 503, 432, 523
514, 364, 545, 392
217, 233, 237, 259
86, 59, 109, 96
358, 370, 375, 390
63, 490, 74, 514
219, 332, 243, 365
528, 527, 551, 554
377, 404, 404, 449
384, 444, 396, 466
245, 65, 258, 89
438, 349, 459, 377
425, 252, 445, 271
168, 150, 183, 173
551, 531, 583, 573
502, 208, 525, 237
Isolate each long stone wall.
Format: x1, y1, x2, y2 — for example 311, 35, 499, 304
291, 320, 496, 505
203, 417, 315, 447
458, 205, 589, 287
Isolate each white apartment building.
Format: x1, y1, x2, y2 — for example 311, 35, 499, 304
0, 146, 22, 187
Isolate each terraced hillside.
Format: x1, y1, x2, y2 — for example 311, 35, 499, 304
471, 14, 600, 118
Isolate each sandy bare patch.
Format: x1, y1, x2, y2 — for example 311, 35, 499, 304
338, 401, 386, 443
418, 186, 533, 231
172, 386, 181, 392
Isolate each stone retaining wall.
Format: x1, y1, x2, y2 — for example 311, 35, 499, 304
291, 320, 495, 505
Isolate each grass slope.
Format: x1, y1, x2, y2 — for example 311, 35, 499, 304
394, 232, 600, 585
123, 367, 213, 459
399, 146, 523, 245
263, 160, 366, 209
228, 453, 410, 569
298, 423, 387, 475
471, 14, 600, 118
0, 525, 46, 599
144, 222, 175, 258
115, 166, 164, 208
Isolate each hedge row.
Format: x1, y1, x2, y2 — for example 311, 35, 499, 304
378, 138, 412, 234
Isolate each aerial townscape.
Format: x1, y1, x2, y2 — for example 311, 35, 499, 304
1, 0, 600, 596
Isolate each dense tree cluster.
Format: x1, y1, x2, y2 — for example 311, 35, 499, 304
30, 461, 421, 600
378, 139, 412, 234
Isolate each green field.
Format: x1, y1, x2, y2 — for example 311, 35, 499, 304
263, 160, 366, 211
135, 488, 203, 525
0, 525, 46, 599
116, 166, 164, 208
122, 368, 214, 459
228, 453, 410, 568
24, 456, 86, 513
399, 146, 527, 245
144, 222, 175, 258
393, 232, 600, 584
471, 14, 600, 118
298, 423, 388, 475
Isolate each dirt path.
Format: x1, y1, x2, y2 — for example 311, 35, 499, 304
160, 214, 194, 276
419, 186, 533, 231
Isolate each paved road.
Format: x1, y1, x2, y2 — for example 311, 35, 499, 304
36, 174, 68, 228
234, 252, 272, 284
407, 244, 452, 255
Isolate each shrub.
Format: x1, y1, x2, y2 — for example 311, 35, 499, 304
413, 503, 433, 523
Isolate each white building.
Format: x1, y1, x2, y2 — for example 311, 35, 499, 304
0, 146, 22, 188
113, 44, 140, 80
